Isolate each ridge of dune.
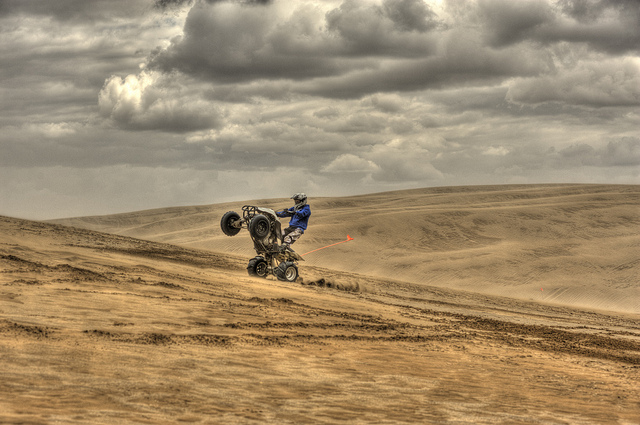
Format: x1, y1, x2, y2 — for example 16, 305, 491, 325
51, 184, 640, 313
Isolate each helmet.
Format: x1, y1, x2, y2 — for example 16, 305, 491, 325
291, 193, 307, 208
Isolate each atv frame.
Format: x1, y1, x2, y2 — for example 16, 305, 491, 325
220, 205, 304, 282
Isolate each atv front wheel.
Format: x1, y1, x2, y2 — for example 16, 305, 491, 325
275, 261, 298, 282
220, 211, 241, 236
249, 214, 271, 239
247, 256, 269, 278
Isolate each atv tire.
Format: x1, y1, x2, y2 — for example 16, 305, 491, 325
249, 214, 270, 239
247, 256, 269, 278
275, 261, 298, 282
220, 211, 241, 236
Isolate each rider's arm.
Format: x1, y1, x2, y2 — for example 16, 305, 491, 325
277, 208, 294, 217
295, 205, 310, 218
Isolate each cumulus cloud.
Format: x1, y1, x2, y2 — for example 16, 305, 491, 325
145, 0, 563, 102
320, 137, 444, 184
149, 0, 444, 86
368, 138, 444, 182
26, 122, 78, 139
483, 146, 510, 156
324, 0, 441, 56
322, 153, 381, 174
0, 0, 188, 133
99, 71, 223, 132
150, 1, 339, 82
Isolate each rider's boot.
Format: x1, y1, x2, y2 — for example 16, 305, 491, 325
280, 244, 295, 253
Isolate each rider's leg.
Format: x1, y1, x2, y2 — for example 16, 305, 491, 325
283, 227, 303, 248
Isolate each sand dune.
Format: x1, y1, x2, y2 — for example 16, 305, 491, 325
0, 214, 640, 424
53, 184, 640, 313
1, 213, 639, 423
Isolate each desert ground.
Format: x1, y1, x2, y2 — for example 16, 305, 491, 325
1, 184, 639, 423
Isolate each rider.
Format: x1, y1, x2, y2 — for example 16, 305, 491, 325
277, 193, 311, 251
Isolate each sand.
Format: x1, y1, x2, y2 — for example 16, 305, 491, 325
1, 184, 638, 423
55, 184, 640, 313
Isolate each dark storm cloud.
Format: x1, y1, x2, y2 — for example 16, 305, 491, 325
324, 0, 441, 56
203, 0, 273, 4
477, 0, 553, 47
383, 0, 441, 32
149, 0, 442, 85
153, 0, 273, 10
149, 0, 640, 103
155, 0, 194, 9
479, 0, 640, 54
0, 0, 151, 22
297, 33, 549, 98
149, 1, 343, 82
559, 0, 640, 25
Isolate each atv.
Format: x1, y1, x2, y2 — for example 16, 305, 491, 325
220, 205, 304, 282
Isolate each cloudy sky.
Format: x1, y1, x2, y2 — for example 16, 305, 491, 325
1, 0, 638, 219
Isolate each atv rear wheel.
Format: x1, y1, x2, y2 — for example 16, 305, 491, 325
275, 261, 298, 282
247, 256, 269, 278
220, 211, 241, 236
249, 214, 270, 239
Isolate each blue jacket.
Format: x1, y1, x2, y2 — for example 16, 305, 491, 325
277, 204, 311, 231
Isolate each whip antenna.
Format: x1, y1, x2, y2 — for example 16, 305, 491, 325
301, 235, 354, 257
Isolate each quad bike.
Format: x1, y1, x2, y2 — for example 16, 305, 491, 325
220, 205, 304, 282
